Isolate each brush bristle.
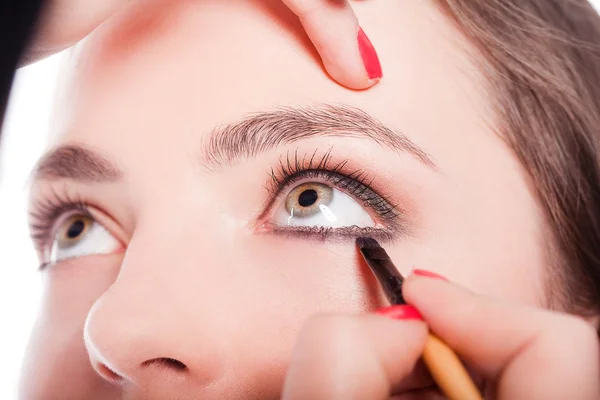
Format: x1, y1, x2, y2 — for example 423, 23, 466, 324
356, 236, 381, 249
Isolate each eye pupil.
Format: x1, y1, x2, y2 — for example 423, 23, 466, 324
67, 219, 86, 239
298, 189, 319, 207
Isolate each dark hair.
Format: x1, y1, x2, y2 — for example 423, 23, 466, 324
437, 0, 600, 314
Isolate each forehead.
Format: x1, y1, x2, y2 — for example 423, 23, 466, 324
53, 0, 492, 165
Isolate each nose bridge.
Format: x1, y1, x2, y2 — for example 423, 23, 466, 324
83, 207, 236, 389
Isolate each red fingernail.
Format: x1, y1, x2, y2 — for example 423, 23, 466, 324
412, 269, 448, 281
357, 27, 382, 80
376, 305, 423, 320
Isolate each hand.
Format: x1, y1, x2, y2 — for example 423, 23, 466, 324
26, 0, 382, 90
282, 273, 599, 399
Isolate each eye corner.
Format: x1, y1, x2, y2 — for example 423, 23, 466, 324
252, 219, 274, 235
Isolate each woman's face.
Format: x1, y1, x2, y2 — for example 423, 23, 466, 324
20, 1, 552, 398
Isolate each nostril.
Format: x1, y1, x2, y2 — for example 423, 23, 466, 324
97, 362, 123, 382
141, 357, 188, 371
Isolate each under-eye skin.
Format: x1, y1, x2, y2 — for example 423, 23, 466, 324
259, 149, 404, 242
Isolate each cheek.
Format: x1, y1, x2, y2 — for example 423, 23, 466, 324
19, 256, 120, 399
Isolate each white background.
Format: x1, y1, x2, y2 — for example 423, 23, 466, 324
0, 53, 64, 397
2, 3, 600, 398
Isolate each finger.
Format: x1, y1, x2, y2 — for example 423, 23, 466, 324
282, 312, 428, 400
403, 275, 600, 399
281, 0, 382, 90
25, 0, 133, 64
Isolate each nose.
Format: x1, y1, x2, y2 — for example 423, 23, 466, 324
84, 282, 227, 391
83, 233, 228, 393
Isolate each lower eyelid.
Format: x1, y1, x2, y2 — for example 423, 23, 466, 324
40, 249, 126, 271
262, 223, 397, 243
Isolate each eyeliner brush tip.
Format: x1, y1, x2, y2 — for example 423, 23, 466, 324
356, 236, 381, 249
356, 236, 405, 305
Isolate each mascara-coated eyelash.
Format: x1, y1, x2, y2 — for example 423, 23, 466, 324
262, 149, 402, 230
28, 188, 92, 253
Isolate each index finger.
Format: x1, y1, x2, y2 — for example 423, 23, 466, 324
404, 275, 600, 399
281, 0, 382, 90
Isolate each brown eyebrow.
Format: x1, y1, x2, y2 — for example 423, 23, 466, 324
32, 105, 434, 184
202, 104, 435, 169
33, 144, 122, 183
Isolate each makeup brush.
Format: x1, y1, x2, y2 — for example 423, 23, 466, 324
356, 237, 483, 400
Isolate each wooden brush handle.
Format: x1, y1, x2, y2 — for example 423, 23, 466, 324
422, 333, 483, 400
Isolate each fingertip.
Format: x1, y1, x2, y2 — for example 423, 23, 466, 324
357, 27, 382, 81
320, 26, 383, 91
286, 0, 382, 90
375, 305, 424, 321
411, 269, 449, 281
323, 66, 381, 90
402, 271, 475, 315
402, 270, 445, 300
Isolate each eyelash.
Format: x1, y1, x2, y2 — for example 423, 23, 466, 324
263, 149, 403, 241
28, 188, 93, 254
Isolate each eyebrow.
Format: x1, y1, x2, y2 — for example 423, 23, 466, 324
32, 104, 434, 184
203, 104, 434, 169
32, 144, 123, 183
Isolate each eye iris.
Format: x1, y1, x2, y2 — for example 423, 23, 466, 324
298, 189, 319, 207
57, 215, 92, 248
285, 182, 333, 217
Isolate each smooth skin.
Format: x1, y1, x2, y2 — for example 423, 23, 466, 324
27, 0, 381, 89
19, 0, 600, 399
